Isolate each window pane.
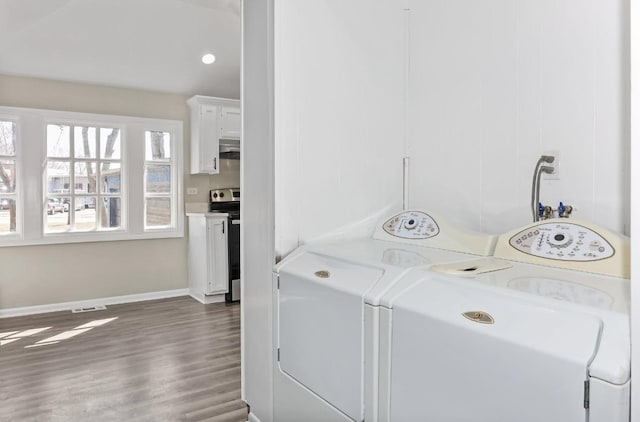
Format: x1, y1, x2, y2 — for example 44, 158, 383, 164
145, 131, 171, 161
71, 198, 84, 212
0, 198, 16, 234
74, 162, 97, 193
46, 197, 70, 232
46, 161, 70, 194
146, 198, 171, 227
145, 165, 170, 193
47, 125, 71, 158
74, 127, 97, 158
74, 198, 96, 231
0, 121, 16, 156
101, 162, 121, 193
100, 197, 121, 229
100, 128, 121, 159
0, 160, 16, 193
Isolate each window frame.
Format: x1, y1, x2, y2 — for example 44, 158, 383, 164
43, 121, 126, 235
0, 113, 22, 239
143, 129, 178, 231
0, 106, 183, 247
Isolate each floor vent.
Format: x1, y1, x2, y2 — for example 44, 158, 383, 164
72, 305, 107, 313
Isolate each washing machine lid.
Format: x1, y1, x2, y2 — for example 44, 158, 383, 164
388, 276, 602, 422
277, 238, 488, 305
467, 260, 631, 314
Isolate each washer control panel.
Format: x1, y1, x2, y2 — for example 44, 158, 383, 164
509, 222, 614, 262
382, 211, 440, 239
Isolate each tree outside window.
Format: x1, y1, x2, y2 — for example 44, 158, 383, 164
45, 124, 122, 233
0, 121, 17, 234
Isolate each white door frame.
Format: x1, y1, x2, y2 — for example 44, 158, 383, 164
630, 0, 639, 420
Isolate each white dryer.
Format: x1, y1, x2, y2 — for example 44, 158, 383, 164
273, 210, 497, 422
380, 219, 630, 422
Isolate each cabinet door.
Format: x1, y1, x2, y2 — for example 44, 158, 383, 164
206, 218, 229, 294
199, 104, 220, 174
219, 106, 241, 140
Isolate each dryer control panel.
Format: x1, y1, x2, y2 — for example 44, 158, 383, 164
373, 210, 497, 256
382, 211, 439, 239
495, 218, 630, 278
509, 222, 614, 262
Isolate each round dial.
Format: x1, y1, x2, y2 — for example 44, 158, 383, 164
404, 219, 418, 230
382, 211, 440, 239
546, 232, 573, 248
508, 222, 615, 262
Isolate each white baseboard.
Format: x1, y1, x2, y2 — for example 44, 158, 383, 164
189, 289, 226, 304
0, 288, 190, 318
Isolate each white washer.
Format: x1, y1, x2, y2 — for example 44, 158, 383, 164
273, 210, 497, 422
380, 218, 630, 422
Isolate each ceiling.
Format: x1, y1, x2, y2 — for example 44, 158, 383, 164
0, 0, 241, 98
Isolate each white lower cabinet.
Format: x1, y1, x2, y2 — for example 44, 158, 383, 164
188, 213, 228, 303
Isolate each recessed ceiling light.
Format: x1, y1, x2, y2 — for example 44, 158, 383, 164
202, 53, 216, 64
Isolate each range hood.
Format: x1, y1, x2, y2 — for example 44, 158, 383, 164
219, 138, 240, 160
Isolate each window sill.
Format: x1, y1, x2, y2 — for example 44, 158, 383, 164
0, 229, 184, 248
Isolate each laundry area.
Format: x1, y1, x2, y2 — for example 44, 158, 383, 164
242, 0, 635, 421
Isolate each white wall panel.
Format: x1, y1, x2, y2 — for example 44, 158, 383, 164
274, 0, 406, 258
630, 1, 639, 419
536, 0, 596, 224
242, 0, 275, 420
408, 0, 629, 235
593, 0, 631, 233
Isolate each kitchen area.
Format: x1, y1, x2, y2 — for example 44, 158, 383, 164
185, 95, 242, 305
0, 1, 249, 420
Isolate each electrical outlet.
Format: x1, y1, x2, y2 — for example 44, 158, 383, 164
543, 150, 559, 180
187, 187, 198, 195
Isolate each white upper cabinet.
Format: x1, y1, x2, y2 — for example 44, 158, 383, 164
219, 106, 241, 140
187, 96, 240, 175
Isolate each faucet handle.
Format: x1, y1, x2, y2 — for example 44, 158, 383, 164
558, 202, 573, 218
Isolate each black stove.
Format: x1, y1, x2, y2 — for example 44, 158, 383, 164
209, 188, 240, 302
209, 188, 240, 212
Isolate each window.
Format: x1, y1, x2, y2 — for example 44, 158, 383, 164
45, 124, 122, 233
144, 131, 173, 229
0, 106, 183, 246
0, 120, 17, 235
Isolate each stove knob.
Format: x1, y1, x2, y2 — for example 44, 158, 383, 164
220, 192, 225, 198
212, 193, 218, 199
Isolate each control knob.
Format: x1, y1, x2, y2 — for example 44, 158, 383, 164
404, 218, 418, 230
547, 232, 573, 249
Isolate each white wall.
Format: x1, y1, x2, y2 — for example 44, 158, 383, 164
630, 0, 639, 419
274, 0, 407, 258
408, 0, 630, 235
0, 74, 238, 309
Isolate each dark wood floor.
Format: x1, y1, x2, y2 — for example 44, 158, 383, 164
0, 297, 246, 422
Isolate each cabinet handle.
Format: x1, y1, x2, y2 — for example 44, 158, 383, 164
213, 157, 217, 171
222, 221, 225, 234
